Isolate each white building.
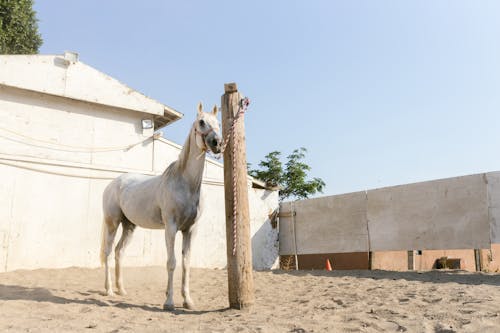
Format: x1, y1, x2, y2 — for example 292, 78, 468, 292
0, 52, 279, 272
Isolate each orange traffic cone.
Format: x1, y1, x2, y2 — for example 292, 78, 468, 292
325, 258, 332, 271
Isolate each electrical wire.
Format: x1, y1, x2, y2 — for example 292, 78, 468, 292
0, 125, 152, 152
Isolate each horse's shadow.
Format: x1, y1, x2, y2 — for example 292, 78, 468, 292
0, 284, 229, 315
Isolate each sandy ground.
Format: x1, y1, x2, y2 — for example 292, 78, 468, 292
0, 267, 499, 333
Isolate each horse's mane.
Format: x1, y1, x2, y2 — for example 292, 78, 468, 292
163, 124, 194, 176
162, 124, 203, 192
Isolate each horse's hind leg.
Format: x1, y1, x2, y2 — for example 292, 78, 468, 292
181, 228, 195, 309
163, 217, 177, 311
115, 218, 135, 296
102, 216, 119, 296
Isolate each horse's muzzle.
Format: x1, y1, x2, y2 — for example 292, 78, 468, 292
206, 132, 222, 154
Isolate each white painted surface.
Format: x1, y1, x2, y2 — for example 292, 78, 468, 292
0, 64, 278, 272
0, 85, 154, 170
249, 189, 280, 269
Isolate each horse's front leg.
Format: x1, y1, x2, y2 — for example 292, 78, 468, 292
163, 219, 177, 311
182, 228, 195, 309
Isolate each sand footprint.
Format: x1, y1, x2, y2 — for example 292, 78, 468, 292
333, 298, 344, 306
423, 298, 443, 304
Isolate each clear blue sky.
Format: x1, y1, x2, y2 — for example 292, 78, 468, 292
34, 1, 500, 196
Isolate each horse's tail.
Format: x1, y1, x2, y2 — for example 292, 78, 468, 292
100, 178, 122, 266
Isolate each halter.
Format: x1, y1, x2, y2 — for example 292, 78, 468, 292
194, 123, 217, 158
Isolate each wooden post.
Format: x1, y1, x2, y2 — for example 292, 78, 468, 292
221, 82, 254, 310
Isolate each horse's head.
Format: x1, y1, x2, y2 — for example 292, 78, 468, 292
194, 102, 222, 154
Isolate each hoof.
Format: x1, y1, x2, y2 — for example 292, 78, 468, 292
183, 301, 195, 310
117, 289, 127, 296
163, 303, 175, 311
105, 290, 115, 297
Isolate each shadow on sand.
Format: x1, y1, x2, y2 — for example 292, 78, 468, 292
272, 269, 500, 287
0, 284, 229, 315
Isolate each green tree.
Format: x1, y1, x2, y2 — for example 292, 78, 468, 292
0, 0, 42, 54
250, 147, 325, 201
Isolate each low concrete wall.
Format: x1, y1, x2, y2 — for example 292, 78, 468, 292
371, 251, 409, 272
372, 249, 479, 272
368, 174, 490, 251
414, 249, 476, 271
279, 191, 369, 255
282, 247, 500, 272
280, 172, 498, 256
480, 244, 500, 272
296, 252, 369, 270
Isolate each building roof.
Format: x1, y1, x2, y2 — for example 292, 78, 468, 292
0, 52, 182, 128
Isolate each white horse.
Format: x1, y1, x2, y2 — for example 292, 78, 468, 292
100, 102, 222, 310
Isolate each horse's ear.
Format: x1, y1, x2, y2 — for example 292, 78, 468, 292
212, 105, 218, 116
197, 102, 203, 115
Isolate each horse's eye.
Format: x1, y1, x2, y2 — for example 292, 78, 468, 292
199, 120, 205, 127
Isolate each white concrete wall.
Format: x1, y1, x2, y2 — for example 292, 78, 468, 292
279, 191, 369, 255
280, 172, 497, 256
368, 174, 490, 251
487, 172, 500, 243
0, 85, 154, 170
0, 84, 153, 271
0, 85, 279, 272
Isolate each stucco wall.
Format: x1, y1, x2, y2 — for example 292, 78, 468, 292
414, 249, 476, 271
480, 244, 500, 272
280, 192, 369, 255
371, 249, 481, 272
0, 85, 154, 170
0, 85, 279, 272
280, 173, 497, 256
368, 174, 490, 251
371, 251, 408, 271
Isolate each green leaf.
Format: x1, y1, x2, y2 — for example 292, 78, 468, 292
250, 147, 325, 202
0, 0, 43, 54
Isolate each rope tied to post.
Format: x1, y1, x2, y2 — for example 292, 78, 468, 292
220, 97, 250, 154
220, 97, 250, 256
